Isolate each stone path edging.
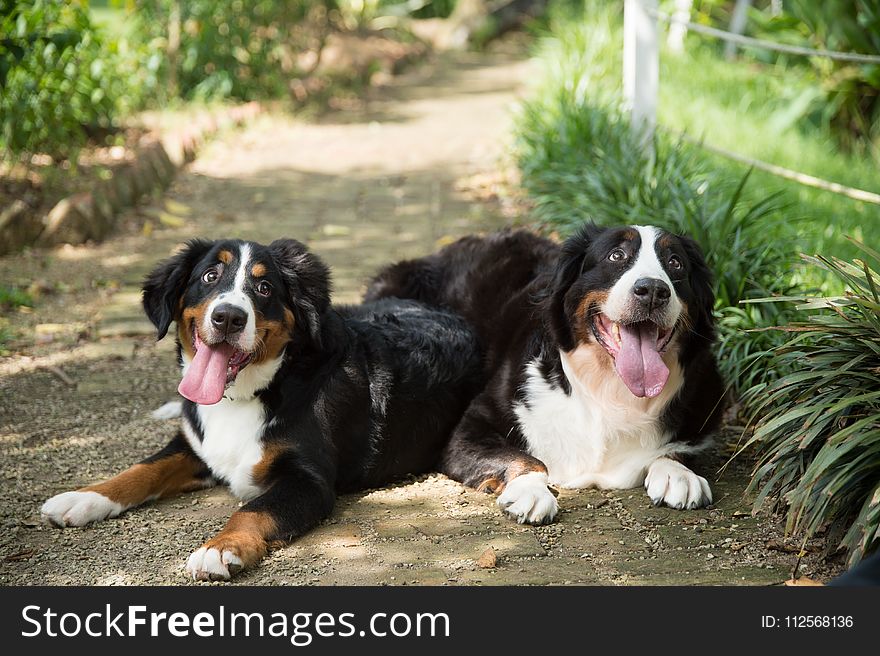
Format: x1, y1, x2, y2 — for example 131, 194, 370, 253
2, 102, 263, 254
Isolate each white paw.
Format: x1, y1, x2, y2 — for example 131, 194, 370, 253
151, 400, 183, 420
645, 459, 712, 510
41, 491, 123, 527
497, 471, 559, 525
186, 546, 243, 581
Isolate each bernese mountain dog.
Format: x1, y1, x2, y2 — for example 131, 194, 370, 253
365, 223, 725, 525
41, 238, 483, 580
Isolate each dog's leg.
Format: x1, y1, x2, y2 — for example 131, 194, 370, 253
41, 433, 214, 527
644, 457, 712, 510
440, 396, 558, 526
186, 451, 335, 581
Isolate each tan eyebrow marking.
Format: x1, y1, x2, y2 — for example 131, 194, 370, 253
218, 250, 233, 264
251, 263, 266, 277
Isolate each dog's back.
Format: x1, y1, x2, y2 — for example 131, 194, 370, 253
365, 229, 558, 348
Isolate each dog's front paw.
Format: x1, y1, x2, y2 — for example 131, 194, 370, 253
41, 490, 123, 527
497, 471, 558, 525
186, 546, 244, 582
645, 458, 712, 510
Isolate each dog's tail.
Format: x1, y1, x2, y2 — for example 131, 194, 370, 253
364, 257, 445, 307
151, 400, 183, 421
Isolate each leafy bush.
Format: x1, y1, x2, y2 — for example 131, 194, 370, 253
695, 0, 880, 154
0, 0, 126, 159
740, 242, 880, 564
129, 0, 342, 102
513, 0, 797, 395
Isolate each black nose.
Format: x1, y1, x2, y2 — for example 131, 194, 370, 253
211, 303, 248, 336
632, 278, 671, 310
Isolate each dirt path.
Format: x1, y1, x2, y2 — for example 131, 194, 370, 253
0, 52, 840, 585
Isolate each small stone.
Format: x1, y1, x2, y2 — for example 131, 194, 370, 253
476, 547, 497, 569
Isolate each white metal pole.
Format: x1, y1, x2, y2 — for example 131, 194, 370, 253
667, 0, 693, 54
623, 0, 658, 152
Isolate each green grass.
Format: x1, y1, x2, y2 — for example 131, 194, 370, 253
658, 42, 879, 262
0, 286, 33, 311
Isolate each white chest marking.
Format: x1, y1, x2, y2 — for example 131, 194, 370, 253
514, 348, 689, 490
183, 397, 266, 501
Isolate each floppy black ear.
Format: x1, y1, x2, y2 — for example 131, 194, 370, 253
547, 223, 604, 351
680, 235, 716, 341
269, 238, 331, 348
142, 239, 214, 340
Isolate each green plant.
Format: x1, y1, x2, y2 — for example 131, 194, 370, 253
0, 285, 33, 310
0, 324, 14, 356
750, 0, 880, 154
0, 0, 126, 159
739, 240, 880, 565
128, 0, 341, 102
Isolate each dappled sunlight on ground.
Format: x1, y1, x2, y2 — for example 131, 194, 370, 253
0, 51, 843, 586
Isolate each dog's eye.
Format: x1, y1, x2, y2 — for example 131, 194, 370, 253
256, 280, 272, 297
668, 256, 683, 270
608, 248, 627, 263
202, 268, 219, 284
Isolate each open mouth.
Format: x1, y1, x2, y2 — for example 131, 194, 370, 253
590, 311, 675, 399
177, 328, 253, 405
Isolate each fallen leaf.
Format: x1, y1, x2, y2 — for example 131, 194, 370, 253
164, 199, 191, 215
784, 577, 823, 586
322, 224, 351, 237
476, 547, 496, 569
158, 211, 185, 228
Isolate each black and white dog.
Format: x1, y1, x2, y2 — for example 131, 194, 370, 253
366, 224, 725, 525
41, 238, 483, 580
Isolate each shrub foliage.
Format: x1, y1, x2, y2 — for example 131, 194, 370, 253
0, 0, 125, 159
129, 0, 340, 101
740, 243, 880, 564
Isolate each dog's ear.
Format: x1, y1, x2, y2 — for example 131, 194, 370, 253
680, 235, 716, 340
269, 238, 331, 348
142, 239, 214, 340
547, 223, 603, 351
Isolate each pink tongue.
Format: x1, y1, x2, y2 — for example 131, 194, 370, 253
615, 323, 669, 398
178, 334, 234, 405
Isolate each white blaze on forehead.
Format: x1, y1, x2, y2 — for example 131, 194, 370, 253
602, 225, 682, 327
202, 243, 257, 350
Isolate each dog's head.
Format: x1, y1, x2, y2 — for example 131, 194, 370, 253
142, 238, 330, 405
546, 224, 714, 399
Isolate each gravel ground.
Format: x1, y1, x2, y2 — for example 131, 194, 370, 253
0, 50, 845, 586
